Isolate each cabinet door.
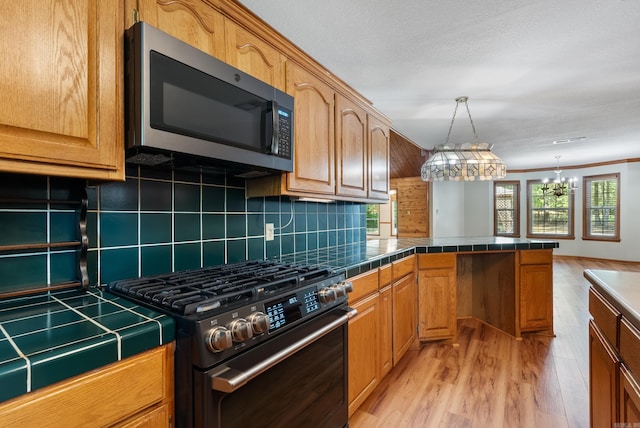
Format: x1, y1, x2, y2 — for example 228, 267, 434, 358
519, 263, 553, 332
418, 268, 456, 341
348, 293, 380, 417
335, 95, 367, 198
0, 1, 123, 180
589, 321, 619, 427
379, 285, 393, 378
132, 0, 226, 58
285, 63, 335, 194
223, 19, 286, 90
368, 114, 390, 201
620, 365, 640, 424
392, 273, 416, 364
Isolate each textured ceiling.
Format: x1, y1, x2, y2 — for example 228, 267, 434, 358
238, 0, 640, 170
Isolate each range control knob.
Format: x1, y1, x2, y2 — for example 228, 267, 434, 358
341, 280, 354, 293
205, 327, 232, 353
228, 318, 254, 342
247, 311, 271, 334
318, 287, 337, 303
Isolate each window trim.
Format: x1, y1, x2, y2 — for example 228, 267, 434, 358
366, 204, 380, 236
582, 173, 620, 242
526, 179, 575, 239
493, 180, 520, 237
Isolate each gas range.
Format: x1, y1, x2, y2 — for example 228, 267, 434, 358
106, 260, 352, 368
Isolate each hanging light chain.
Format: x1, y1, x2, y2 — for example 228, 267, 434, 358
445, 96, 479, 145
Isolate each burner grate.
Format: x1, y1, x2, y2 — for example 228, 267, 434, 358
107, 260, 335, 316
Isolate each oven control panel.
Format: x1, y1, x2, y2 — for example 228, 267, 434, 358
195, 275, 352, 366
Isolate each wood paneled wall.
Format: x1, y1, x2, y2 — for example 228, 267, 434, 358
390, 177, 429, 237
389, 130, 425, 179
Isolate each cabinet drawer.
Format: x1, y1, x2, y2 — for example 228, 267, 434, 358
379, 264, 392, 288
620, 317, 640, 379
348, 269, 379, 303
520, 249, 552, 265
418, 253, 456, 270
392, 256, 415, 280
589, 287, 620, 348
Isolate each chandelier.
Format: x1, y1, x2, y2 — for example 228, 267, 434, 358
421, 96, 506, 182
541, 155, 578, 197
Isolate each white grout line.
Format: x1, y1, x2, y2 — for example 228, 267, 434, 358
86, 290, 166, 345
50, 295, 122, 360
0, 323, 31, 392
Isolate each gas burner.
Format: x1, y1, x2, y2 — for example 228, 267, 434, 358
107, 260, 336, 316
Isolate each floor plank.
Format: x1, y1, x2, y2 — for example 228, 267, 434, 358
350, 256, 640, 428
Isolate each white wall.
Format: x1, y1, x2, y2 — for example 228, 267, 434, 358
429, 161, 640, 261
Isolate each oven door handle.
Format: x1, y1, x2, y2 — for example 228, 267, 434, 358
211, 307, 357, 393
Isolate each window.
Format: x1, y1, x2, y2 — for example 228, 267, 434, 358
494, 181, 520, 236
366, 204, 379, 235
527, 180, 574, 238
583, 173, 620, 241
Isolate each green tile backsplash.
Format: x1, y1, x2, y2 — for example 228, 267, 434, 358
0, 168, 366, 294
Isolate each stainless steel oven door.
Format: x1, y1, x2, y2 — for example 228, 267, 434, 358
193, 304, 355, 428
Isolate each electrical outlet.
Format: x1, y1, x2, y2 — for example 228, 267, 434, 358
265, 223, 275, 241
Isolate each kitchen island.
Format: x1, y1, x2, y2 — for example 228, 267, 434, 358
585, 269, 640, 425
281, 236, 559, 342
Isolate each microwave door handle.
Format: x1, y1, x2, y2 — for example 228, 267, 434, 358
269, 100, 279, 155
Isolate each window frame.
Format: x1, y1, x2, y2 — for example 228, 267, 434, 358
493, 180, 520, 237
582, 173, 620, 242
366, 204, 380, 236
526, 179, 575, 239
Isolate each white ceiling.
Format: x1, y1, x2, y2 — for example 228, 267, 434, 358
238, 0, 640, 171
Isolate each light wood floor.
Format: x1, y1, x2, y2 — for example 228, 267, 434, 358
350, 256, 640, 428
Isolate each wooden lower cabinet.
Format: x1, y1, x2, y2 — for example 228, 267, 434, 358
0, 344, 174, 427
620, 365, 640, 423
519, 250, 554, 333
392, 273, 416, 363
348, 256, 416, 416
417, 253, 456, 342
348, 293, 380, 417
589, 321, 619, 427
379, 285, 393, 378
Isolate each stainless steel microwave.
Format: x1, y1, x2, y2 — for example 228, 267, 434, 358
125, 21, 294, 176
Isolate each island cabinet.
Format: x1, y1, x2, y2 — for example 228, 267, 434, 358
0, 1, 124, 181
619, 318, 640, 422
347, 255, 416, 417
589, 287, 621, 427
0, 343, 174, 427
417, 253, 457, 343
518, 249, 554, 334
586, 270, 640, 427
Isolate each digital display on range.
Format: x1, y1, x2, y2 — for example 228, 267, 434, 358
266, 294, 302, 332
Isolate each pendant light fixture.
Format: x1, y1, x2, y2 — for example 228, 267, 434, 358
541, 155, 578, 197
421, 97, 507, 182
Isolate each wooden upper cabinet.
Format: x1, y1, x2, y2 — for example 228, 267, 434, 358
368, 115, 390, 200
0, 1, 124, 180
336, 95, 367, 198
223, 19, 286, 90
131, 0, 226, 59
285, 63, 336, 195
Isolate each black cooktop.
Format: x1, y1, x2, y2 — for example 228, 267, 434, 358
107, 260, 336, 316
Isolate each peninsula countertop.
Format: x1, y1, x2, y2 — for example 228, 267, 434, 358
279, 236, 559, 278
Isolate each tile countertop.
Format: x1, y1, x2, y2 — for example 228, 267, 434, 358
0, 288, 174, 403
280, 236, 560, 278
584, 269, 640, 333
